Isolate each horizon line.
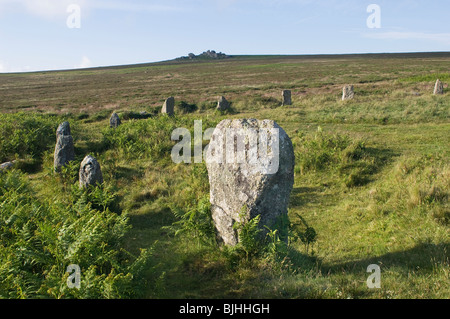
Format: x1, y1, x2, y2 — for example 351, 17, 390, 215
1, 50, 449, 75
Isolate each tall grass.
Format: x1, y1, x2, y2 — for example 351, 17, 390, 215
293, 127, 381, 188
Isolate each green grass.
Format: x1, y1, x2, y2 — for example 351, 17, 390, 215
0, 53, 449, 299
400, 73, 450, 83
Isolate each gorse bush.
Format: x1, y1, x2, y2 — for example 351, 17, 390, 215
0, 170, 153, 299
0, 113, 58, 163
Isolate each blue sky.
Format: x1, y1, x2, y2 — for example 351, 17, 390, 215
0, 0, 449, 72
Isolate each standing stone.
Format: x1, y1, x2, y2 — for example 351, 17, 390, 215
56, 121, 71, 138
205, 119, 295, 246
217, 96, 230, 111
162, 97, 175, 115
54, 122, 75, 172
54, 135, 75, 172
282, 90, 292, 106
79, 155, 103, 188
342, 85, 354, 100
0, 162, 15, 172
434, 79, 444, 95
110, 112, 121, 128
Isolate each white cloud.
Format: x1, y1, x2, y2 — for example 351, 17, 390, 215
0, 0, 182, 18
76, 56, 92, 69
89, 1, 182, 13
0, 0, 87, 19
24, 0, 84, 18
0, 60, 33, 73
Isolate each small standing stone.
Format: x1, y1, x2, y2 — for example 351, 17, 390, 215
434, 79, 444, 95
110, 112, 121, 128
342, 85, 354, 100
0, 162, 15, 172
282, 90, 292, 106
217, 96, 230, 111
54, 122, 75, 172
54, 135, 75, 172
79, 155, 103, 188
162, 97, 175, 115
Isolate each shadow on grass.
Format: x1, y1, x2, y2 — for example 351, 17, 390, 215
323, 242, 449, 275
14, 158, 44, 174
360, 146, 399, 171
338, 146, 399, 187
289, 186, 333, 208
113, 165, 144, 180
128, 207, 175, 231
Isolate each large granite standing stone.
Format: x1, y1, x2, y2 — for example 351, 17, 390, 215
282, 90, 292, 106
79, 155, 103, 188
217, 96, 230, 111
110, 112, 121, 128
434, 79, 444, 95
342, 85, 354, 100
54, 122, 75, 172
205, 119, 295, 246
162, 97, 175, 115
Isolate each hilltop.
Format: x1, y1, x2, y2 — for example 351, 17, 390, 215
176, 50, 231, 61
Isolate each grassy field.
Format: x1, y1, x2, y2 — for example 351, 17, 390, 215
0, 52, 449, 299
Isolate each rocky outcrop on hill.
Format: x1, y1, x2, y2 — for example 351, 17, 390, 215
178, 50, 231, 61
